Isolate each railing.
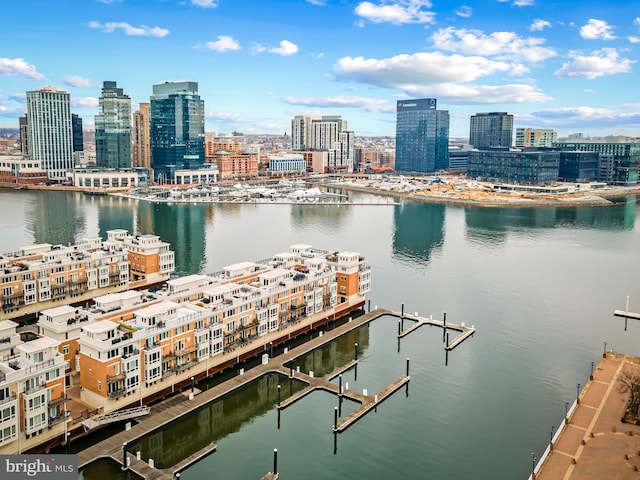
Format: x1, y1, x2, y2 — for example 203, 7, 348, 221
0, 392, 17, 406
48, 412, 65, 426
177, 345, 198, 356
162, 368, 175, 378
24, 383, 47, 395
107, 388, 126, 399
48, 395, 67, 407
107, 373, 125, 383
122, 348, 140, 359
0, 336, 11, 344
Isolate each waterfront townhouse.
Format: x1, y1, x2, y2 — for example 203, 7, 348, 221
74, 245, 370, 411
0, 230, 175, 321
0, 336, 66, 453
0, 320, 21, 359
79, 300, 219, 408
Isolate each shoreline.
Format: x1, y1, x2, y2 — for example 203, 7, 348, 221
330, 182, 640, 208
2, 181, 639, 209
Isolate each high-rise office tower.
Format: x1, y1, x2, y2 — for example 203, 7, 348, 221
150, 81, 205, 183
19, 114, 28, 154
26, 87, 74, 180
72, 114, 84, 152
395, 98, 449, 173
133, 103, 151, 171
95, 81, 132, 169
469, 112, 513, 149
515, 128, 557, 148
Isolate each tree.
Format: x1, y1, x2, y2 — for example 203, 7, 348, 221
617, 366, 640, 419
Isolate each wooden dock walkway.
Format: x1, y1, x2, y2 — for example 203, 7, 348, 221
333, 375, 410, 433
77, 307, 473, 474
396, 312, 475, 351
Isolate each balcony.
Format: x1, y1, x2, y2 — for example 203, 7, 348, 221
122, 348, 140, 359
177, 345, 198, 356
48, 412, 65, 426
0, 392, 17, 407
107, 373, 125, 383
107, 388, 126, 399
24, 383, 47, 395
48, 395, 67, 407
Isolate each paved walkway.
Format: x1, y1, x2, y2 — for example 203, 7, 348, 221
534, 353, 640, 479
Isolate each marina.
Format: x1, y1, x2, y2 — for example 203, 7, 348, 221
76, 308, 474, 477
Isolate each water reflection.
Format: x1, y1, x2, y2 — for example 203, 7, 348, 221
392, 202, 445, 264
290, 202, 351, 232
128, 373, 305, 469
27, 191, 86, 245
465, 197, 636, 245
79, 457, 141, 480
295, 327, 370, 377
137, 202, 208, 276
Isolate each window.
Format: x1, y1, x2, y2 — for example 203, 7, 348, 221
62, 345, 69, 355
227, 321, 235, 332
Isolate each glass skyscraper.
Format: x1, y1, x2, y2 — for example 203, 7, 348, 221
26, 87, 74, 181
150, 81, 205, 183
395, 98, 449, 174
95, 81, 132, 169
469, 112, 513, 149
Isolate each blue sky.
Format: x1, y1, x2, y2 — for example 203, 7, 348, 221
1, 0, 639, 138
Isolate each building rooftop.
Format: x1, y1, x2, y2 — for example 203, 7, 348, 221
17, 336, 59, 353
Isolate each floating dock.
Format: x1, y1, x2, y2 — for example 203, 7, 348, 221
77, 307, 475, 475
396, 312, 475, 350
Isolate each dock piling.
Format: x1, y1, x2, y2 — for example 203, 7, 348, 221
334, 406, 338, 430
277, 384, 281, 407
66, 432, 70, 455
354, 343, 358, 360
277, 410, 281, 430
406, 357, 410, 377
270, 342, 274, 358
401, 303, 404, 318
338, 374, 343, 396
122, 442, 128, 470
398, 319, 401, 336
273, 449, 278, 475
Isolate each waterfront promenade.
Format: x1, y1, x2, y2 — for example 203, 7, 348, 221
532, 353, 640, 479
77, 307, 473, 477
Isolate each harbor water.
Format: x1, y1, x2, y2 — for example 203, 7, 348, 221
1, 188, 639, 479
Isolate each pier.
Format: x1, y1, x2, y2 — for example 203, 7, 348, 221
77, 307, 475, 475
396, 311, 475, 350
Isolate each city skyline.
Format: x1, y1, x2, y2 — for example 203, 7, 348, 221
1, 0, 639, 138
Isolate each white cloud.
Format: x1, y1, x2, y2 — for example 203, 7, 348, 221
635, 17, 640, 26
0, 57, 44, 80
530, 19, 551, 31
354, 0, 435, 25
629, 36, 640, 44
455, 6, 472, 18
71, 97, 99, 108
88, 21, 169, 37
332, 51, 550, 103
529, 106, 640, 128
191, 0, 219, 8
281, 95, 395, 113
580, 19, 616, 40
554, 48, 633, 79
334, 52, 520, 86
431, 27, 557, 63
497, 0, 534, 5
9, 93, 26, 102
305, 0, 326, 5
269, 40, 299, 56
98, 0, 122, 3
203, 36, 241, 52
64, 75, 94, 88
